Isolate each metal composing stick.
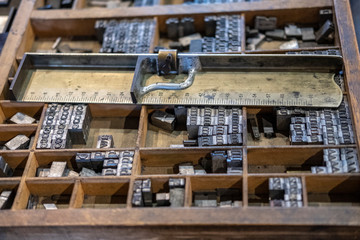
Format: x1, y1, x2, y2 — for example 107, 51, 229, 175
11, 53, 343, 107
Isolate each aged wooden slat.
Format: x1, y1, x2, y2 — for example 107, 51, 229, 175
334, 0, 360, 150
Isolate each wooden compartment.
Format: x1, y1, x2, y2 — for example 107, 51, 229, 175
190, 175, 243, 207
72, 104, 141, 149
244, 6, 339, 52
247, 147, 325, 174
142, 106, 188, 148
139, 148, 244, 175
27, 149, 137, 178
0, 125, 37, 150
77, 179, 129, 208
132, 176, 187, 207
0, 152, 30, 177
306, 175, 360, 207
16, 179, 75, 209
0, 102, 43, 124
0, 179, 19, 210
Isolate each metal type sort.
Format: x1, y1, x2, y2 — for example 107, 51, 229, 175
133, 0, 158, 7
9, 112, 36, 124
0, 190, 14, 209
247, 12, 335, 50
37, 103, 91, 149
0, 156, 13, 177
178, 149, 242, 174
311, 148, 359, 173
202, 15, 242, 53
97, 19, 156, 53
132, 178, 185, 207
186, 106, 243, 147
269, 177, 303, 208
282, 99, 355, 145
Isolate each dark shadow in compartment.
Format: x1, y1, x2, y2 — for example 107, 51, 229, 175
0, 182, 18, 209
191, 176, 242, 207
0, 153, 29, 177
248, 148, 324, 174
26, 182, 74, 209
248, 177, 269, 206
81, 181, 129, 208
247, 107, 290, 146
307, 176, 360, 207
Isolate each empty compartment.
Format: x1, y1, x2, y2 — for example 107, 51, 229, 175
306, 176, 360, 207
81, 179, 129, 208
0, 102, 43, 124
140, 148, 243, 175
0, 152, 30, 177
145, 107, 188, 148
248, 176, 270, 206
25, 180, 74, 209
191, 176, 242, 207
247, 148, 324, 174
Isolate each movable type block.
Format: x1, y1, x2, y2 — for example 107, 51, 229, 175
96, 135, 114, 149
103, 159, 119, 169
190, 39, 203, 53
36, 168, 50, 177
105, 151, 120, 159
170, 188, 185, 207
315, 20, 334, 43
0, 190, 14, 209
219, 200, 232, 208
319, 9, 333, 26
75, 152, 92, 170
5, 135, 30, 150
142, 179, 153, 206
156, 193, 170, 206
262, 118, 275, 139
265, 29, 286, 40
301, 27, 316, 41
43, 203, 58, 210
194, 191, 217, 207
150, 111, 176, 131
9, 112, 36, 124
68, 170, 80, 177
101, 168, 117, 176
284, 24, 302, 38
48, 161, 67, 177
194, 165, 207, 175
269, 177, 285, 200
178, 163, 195, 175
166, 18, 179, 40
169, 178, 185, 188
248, 114, 260, 141
121, 150, 135, 158
132, 192, 143, 207
254, 16, 277, 31
80, 167, 98, 177
211, 151, 227, 173
0, 156, 13, 177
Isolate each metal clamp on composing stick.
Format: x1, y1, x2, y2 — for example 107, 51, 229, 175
130, 50, 200, 103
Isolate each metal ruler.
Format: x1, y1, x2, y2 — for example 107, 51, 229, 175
10, 53, 344, 107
